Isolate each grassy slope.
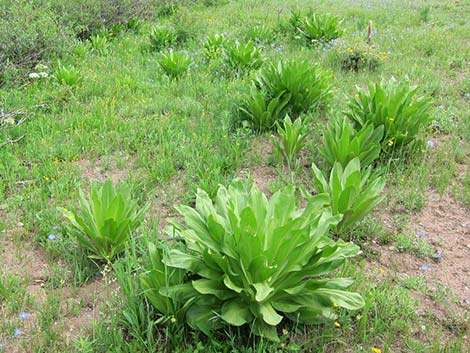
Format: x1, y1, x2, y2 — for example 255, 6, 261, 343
0, 0, 469, 352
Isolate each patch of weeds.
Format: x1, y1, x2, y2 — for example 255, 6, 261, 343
393, 232, 435, 258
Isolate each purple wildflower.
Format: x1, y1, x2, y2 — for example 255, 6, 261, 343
417, 230, 427, 237
421, 264, 431, 271
434, 253, 442, 260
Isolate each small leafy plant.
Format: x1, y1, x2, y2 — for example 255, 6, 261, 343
54, 63, 82, 86
346, 78, 433, 150
312, 158, 385, 234
158, 50, 192, 79
59, 180, 148, 262
202, 33, 226, 59
319, 116, 384, 169
245, 25, 277, 44
148, 25, 178, 51
224, 40, 263, 75
273, 115, 308, 181
294, 12, 343, 44
153, 181, 364, 341
90, 33, 109, 55
255, 60, 333, 117
239, 89, 289, 132
140, 242, 187, 321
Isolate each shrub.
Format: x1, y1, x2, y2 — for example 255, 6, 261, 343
346, 78, 433, 150
0, 1, 74, 85
330, 40, 385, 72
51, 0, 159, 40
255, 60, 333, 117
158, 50, 192, 79
312, 158, 385, 234
319, 116, 384, 169
59, 180, 148, 262
224, 41, 264, 75
151, 181, 364, 341
273, 115, 308, 180
239, 89, 290, 132
293, 12, 343, 44
148, 25, 178, 52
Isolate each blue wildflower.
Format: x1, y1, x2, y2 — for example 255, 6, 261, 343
48, 234, 56, 241
14, 328, 22, 336
465, 93, 470, 98
427, 140, 435, 148
420, 264, 431, 271
434, 253, 442, 260
417, 230, 427, 237
19, 312, 29, 320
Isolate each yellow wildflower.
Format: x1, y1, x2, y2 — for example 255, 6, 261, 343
334, 322, 341, 328
207, 17, 213, 23
387, 139, 394, 146
371, 347, 382, 353
333, 303, 339, 308
380, 268, 385, 273
388, 117, 395, 122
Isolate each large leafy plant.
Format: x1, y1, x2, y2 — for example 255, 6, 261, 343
154, 181, 363, 341
255, 60, 333, 117
59, 180, 148, 262
295, 12, 344, 44
319, 116, 384, 169
346, 78, 432, 149
239, 89, 289, 132
312, 158, 385, 234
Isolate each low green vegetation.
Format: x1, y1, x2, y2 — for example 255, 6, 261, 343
1, 0, 469, 352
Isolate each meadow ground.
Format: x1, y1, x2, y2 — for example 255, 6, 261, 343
0, 0, 469, 352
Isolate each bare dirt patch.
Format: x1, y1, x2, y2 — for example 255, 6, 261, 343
75, 153, 134, 183
373, 191, 470, 317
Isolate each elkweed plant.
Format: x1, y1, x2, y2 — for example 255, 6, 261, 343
319, 116, 384, 169
54, 63, 82, 86
158, 50, 192, 79
346, 77, 433, 150
202, 33, 226, 59
224, 40, 264, 75
312, 158, 385, 234
148, 25, 178, 51
143, 180, 364, 341
239, 88, 290, 132
59, 180, 148, 262
255, 60, 333, 117
292, 11, 344, 44
273, 115, 308, 181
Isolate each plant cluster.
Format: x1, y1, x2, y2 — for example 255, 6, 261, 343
346, 78, 433, 150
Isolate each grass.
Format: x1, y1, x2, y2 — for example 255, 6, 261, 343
1, 0, 469, 352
